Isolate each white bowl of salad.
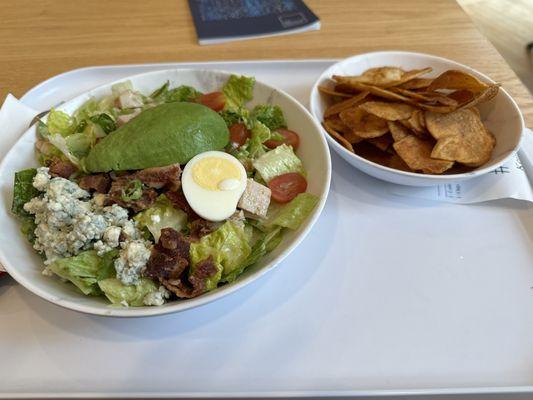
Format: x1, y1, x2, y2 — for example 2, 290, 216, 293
0, 69, 331, 317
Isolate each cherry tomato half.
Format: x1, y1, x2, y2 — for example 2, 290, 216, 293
264, 128, 300, 150
268, 172, 307, 203
196, 92, 225, 112
229, 123, 251, 148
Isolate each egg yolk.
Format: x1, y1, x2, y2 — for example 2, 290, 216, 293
192, 157, 242, 191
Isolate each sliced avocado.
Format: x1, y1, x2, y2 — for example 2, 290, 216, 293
83, 102, 229, 172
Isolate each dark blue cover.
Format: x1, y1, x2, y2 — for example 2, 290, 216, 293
188, 0, 319, 42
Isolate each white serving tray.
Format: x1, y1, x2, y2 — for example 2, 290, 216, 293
2, 60, 533, 399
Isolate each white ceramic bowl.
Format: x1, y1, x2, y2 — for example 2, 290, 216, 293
310, 51, 525, 186
0, 69, 331, 317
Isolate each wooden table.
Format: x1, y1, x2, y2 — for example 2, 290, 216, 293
1, 0, 532, 125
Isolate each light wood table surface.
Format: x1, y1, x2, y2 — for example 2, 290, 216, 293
1, 0, 532, 125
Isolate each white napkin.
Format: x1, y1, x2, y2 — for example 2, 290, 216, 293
0, 95, 39, 272
388, 128, 533, 203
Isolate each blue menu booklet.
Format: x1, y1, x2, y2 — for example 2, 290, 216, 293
188, 0, 320, 45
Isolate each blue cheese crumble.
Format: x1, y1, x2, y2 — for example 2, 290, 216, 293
24, 168, 153, 286
114, 239, 152, 285
143, 285, 170, 306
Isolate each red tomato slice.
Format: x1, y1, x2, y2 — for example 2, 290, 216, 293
229, 123, 251, 148
268, 172, 307, 203
264, 128, 300, 150
197, 92, 225, 112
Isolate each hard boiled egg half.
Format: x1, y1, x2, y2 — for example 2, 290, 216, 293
182, 151, 247, 221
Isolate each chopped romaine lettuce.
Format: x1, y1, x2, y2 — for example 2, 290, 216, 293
66, 132, 93, 158
37, 120, 49, 138
267, 193, 319, 230
48, 250, 117, 296
89, 113, 116, 134
111, 81, 133, 97
98, 277, 158, 306
166, 86, 202, 103
223, 75, 255, 111
150, 81, 202, 103
75, 96, 116, 123
248, 121, 271, 159
12, 168, 40, 243
12, 169, 39, 217
251, 104, 287, 131
252, 144, 304, 182
47, 109, 76, 137
223, 226, 283, 283
218, 109, 252, 129
190, 220, 251, 281
47, 134, 81, 167
134, 194, 188, 241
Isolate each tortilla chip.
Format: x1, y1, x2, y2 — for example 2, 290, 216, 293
388, 121, 411, 142
447, 89, 474, 104
393, 136, 454, 174
457, 84, 499, 110
333, 67, 432, 88
359, 101, 415, 121
324, 91, 370, 118
318, 85, 352, 98
339, 107, 389, 139
406, 110, 427, 135
368, 133, 393, 152
388, 153, 413, 171
425, 108, 495, 166
428, 69, 488, 94
391, 87, 458, 106
324, 115, 350, 133
322, 121, 354, 152
397, 78, 434, 90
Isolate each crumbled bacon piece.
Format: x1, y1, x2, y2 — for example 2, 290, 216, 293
107, 176, 157, 212
48, 159, 77, 179
145, 228, 219, 298
144, 228, 190, 280
162, 256, 218, 298
79, 174, 111, 193
136, 163, 181, 190
189, 219, 217, 241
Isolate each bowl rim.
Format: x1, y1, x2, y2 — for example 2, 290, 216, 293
310, 50, 525, 181
0, 68, 332, 317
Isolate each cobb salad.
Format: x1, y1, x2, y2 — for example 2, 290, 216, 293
11, 74, 318, 307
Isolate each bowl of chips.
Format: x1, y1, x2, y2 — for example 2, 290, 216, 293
310, 51, 525, 186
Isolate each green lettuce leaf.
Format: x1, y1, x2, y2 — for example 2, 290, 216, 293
47, 134, 81, 167
111, 81, 133, 97
223, 226, 284, 283
252, 144, 304, 182
251, 104, 287, 131
248, 121, 271, 159
47, 108, 76, 137
74, 97, 116, 124
89, 113, 116, 134
190, 221, 251, 283
98, 277, 158, 306
218, 109, 252, 129
134, 194, 188, 241
267, 193, 319, 230
150, 81, 202, 103
12, 169, 39, 217
166, 85, 202, 103
48, 250, 118, 296
66, 132, 93, 158
12, 169, 40, 243
223, 75, 255, 111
